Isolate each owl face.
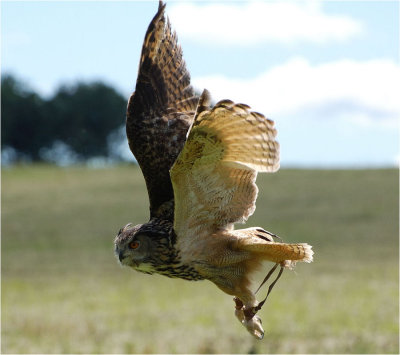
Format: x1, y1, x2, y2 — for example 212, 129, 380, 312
114, 223, 154, 270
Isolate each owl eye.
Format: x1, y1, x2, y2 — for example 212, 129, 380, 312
129, 241, 140, 250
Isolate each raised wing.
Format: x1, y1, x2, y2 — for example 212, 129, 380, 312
170, 90, 280, 240
127, 1, 199, 219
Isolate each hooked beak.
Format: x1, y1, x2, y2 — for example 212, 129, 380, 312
118, 251, 124, 263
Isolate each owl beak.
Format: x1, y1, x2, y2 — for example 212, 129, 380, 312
118, 251, 124, 263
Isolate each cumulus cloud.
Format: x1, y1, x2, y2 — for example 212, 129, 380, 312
192, 58, 400, 128
168, 1, 363, 45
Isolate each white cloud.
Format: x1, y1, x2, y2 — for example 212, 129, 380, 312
192, 58, 400, 129
168, 1, 363, 45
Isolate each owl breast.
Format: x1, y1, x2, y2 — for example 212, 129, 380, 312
151, 261, 205, 281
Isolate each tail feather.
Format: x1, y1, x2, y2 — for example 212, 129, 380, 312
236, 228, 314, 266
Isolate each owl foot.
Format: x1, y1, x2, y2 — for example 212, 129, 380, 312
244, 314, 264, 340
233, 298, 264, 340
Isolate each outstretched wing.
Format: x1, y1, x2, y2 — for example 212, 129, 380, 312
127, 1, 199, 219
170, 90, 280, 240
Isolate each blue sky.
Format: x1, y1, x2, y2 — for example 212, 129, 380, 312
2, 0, 399, 167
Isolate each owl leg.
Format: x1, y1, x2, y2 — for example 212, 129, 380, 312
233, 263, 284, 339
232, 289, 265, 339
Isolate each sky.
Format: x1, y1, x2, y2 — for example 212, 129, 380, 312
2, 0, 399, 167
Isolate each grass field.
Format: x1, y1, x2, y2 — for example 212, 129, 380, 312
2, 165, 399, 354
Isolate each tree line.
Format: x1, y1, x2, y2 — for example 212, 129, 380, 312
1, 74, 130, 165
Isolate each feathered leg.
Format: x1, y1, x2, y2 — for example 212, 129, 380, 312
232, 262, 285, 339
231, 286, 265, 339
228, 229, 313, 339
212, 229, 313, 339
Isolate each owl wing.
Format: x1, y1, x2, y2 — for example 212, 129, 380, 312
170, 90, 280, 239
127, 1, 199, 219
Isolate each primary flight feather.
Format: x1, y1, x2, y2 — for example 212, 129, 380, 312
114, 1, 313, 339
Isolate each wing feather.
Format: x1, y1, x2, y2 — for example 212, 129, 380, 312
170, 90, 280, 239
126, 1, 199, 219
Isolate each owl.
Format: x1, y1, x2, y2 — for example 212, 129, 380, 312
114, 1, 313, 339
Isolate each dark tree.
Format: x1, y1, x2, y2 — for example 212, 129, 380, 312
1, 74, 127, 162
1, 74, 52, 160
48, 82, 126, 158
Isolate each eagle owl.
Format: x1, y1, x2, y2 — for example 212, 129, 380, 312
114, 1, 313, 339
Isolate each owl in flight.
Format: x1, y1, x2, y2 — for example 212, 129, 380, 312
115, 1, 313, 339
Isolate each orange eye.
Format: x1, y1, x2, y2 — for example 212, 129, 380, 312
129, 241, 140, 250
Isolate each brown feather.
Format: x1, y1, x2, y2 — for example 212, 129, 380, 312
171, 95, 280, 242
235, 229, 314, 264
116, 2, 313, 340
126, 1, 199, 219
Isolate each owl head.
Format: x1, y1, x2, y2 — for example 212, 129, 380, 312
114, 221, 173, 274
114, 223, 154, 270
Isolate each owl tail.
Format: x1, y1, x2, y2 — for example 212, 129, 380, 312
237, 228, 314, 268
247, 241, 313, 268
277, 243, 314, 270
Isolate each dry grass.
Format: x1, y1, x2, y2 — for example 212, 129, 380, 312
2, 165, 399, 353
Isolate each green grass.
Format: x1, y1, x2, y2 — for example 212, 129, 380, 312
2, 165, 399, 354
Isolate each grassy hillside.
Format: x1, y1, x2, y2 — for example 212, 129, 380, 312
2, 165, 399, 354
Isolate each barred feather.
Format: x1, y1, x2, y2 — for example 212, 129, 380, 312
171, 90, 280, 239
234, 228, 314, 265
126, 0, 199, 219
193, 91, 280, 172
